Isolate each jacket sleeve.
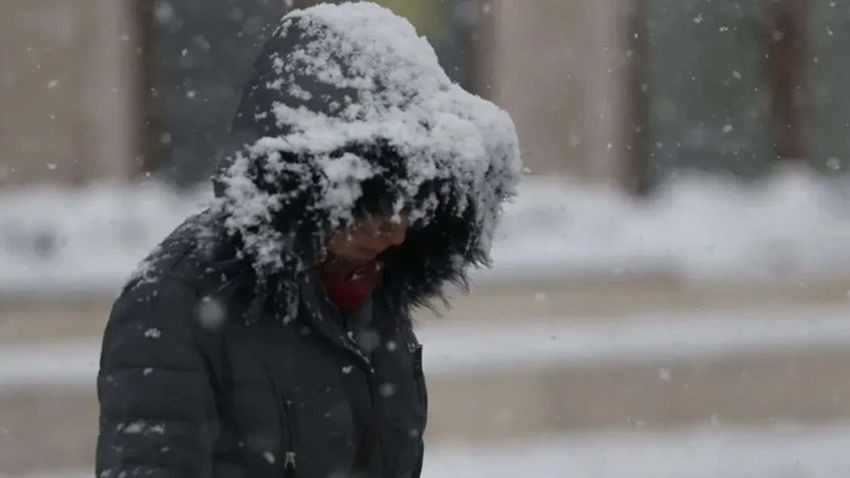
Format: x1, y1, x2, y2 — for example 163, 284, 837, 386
96, 278, 219, 478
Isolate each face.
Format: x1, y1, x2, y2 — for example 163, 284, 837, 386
326, 213, 410, 267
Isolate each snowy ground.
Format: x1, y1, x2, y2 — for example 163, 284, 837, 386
420, 304, 850, 374
4, 303, 850, 475
422, 426, 850, 478
4, 168, 850, 296
9, 425, 850, 478
4, 303, 850, 389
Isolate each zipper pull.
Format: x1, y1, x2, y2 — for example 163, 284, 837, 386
284, 451, 297, 469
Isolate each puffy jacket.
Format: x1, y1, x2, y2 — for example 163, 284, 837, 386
97, 214, 427, 477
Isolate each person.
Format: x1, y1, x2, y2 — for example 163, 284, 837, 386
95, 2, 520, 477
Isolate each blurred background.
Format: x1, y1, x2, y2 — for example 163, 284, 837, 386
3, 0, 850, 476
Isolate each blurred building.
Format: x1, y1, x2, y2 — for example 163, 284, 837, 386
0, 0, 142, 187
0, 0, 626, 188
484, 0, 631, 184
2, 0, 846, 191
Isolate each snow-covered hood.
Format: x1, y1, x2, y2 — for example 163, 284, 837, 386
212, 2, 521, 319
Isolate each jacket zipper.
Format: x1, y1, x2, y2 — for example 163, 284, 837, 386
281, 398, 298, 478
411, 343, 426, 478
411, 343, 427, 415
263, 365, 297, 477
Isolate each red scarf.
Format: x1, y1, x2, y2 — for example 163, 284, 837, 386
320, 262, 384, 313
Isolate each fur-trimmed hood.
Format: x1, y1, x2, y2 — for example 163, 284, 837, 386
212, 2, 521, 322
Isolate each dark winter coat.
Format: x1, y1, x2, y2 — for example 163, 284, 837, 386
97, 214, 427, 478
97, 3, 520, 478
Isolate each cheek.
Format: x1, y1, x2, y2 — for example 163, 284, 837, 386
328, 234, 352, 256
329, 232, 371, 255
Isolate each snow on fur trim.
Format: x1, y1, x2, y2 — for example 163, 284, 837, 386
214, 2, 520, 316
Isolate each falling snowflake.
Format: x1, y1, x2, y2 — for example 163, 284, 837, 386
144, 328, 161, 339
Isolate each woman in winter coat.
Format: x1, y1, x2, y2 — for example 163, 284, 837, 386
96, 3, 520, 477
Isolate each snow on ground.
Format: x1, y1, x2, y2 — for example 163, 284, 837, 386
489, 168, 850, 283
11, 425, 850, 478
0, 339, 98, 389
422, 425, 850, 478
3, 168, 850, 296
0, 182, 205, 296
4, 303, 850, 388
420, 303, 850, 375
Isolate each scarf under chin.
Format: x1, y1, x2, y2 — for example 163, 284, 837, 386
320, 263, 384, 314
